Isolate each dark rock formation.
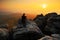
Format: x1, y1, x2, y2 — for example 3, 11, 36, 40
0, 24, 9, 40
13, 20, 44, 40
45, 15, 60, 35
33, 14, 46, 34
34, 12, 60, 36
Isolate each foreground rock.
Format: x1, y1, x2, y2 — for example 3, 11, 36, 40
38, 34, 60, 40
0, 24, 9, 40
45, 15, 60, 35
13, 20, 44, 40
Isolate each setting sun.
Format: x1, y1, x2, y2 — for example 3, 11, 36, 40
42, 4, 47, 8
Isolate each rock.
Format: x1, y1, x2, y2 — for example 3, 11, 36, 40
13, 20, 44, 40
38, 34, 60, 40
45, 15, 60, 35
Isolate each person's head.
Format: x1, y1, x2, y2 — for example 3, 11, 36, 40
23, 13, 25, 16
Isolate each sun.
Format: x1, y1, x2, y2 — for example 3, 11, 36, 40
42, 4, 47, 8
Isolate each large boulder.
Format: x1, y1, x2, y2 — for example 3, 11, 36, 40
13, 20, 44, 40
45, 15, 60, 35
0, 28, 9, 40
0, 24, 9, 40
45, 12, 57, 19
33, 14, 46, 34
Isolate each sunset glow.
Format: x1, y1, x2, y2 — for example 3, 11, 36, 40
1, 0, 60, 15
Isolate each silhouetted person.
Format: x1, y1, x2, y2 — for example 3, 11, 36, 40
21, 13, 27, 27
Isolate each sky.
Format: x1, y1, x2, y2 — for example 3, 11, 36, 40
0, 0, 60, 15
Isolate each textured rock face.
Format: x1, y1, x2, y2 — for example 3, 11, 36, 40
45, 16, 60, 34
34, 13, 60, 36
34, 15, 46, 34
38, 34, 60, 40
45, 12, 57, 19
13, 20, 44, 40
38, 36, 52, 40
0, 28, 9, 40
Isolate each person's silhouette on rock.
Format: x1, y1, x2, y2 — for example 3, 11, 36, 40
21, 13, 26, 27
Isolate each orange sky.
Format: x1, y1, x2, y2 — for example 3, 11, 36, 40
1, 0, 60, 15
